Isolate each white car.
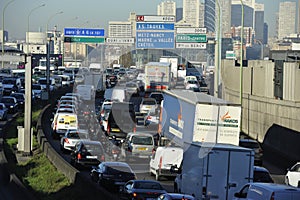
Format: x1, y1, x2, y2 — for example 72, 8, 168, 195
139, 97, 157, 115
285, 162, 300, 187
60, 129, 89, 152
185, 80, 199, 90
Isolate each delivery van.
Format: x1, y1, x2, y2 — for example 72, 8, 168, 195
75, 84, 95, 101
51, 113, 78, 139
149, 142, 183, 181
234, 182, 300, 200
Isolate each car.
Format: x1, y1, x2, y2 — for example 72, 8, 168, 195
60, 129, 90, 153
121, 132, 155, 161
121, 180, 167, 200
56, 107, 76, 114
51, 113, 78, 139
90, 161, 136, 191
32, 84, 44, 99
74, 74, 85, 85
70, 140, 105, 169
185, 80, 200, 90
125, 81, 139, 94
253, 166, 274, 183
1, 96, 18, 113
233, 182, 300, 200
150, 143, 183, 181
0, 103, 8, 121
157, 193, 196, 200
139, 97, 158, 115
149, 92, 164, 105
285, 162, 300, 187
10, 92, 25, 109
239, 138, 263, 166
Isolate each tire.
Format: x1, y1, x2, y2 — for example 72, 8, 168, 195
174, 183, 178, 193
285, 177, 289, 185
155, 170, 161, 181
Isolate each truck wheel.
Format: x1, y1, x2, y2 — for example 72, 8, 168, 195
155, 171, 161, 181
174, 183, 178, 193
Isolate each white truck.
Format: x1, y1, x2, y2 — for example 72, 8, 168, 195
144, 62, 174, 92
159, 89, 241, 146
172, 142, 254, 200
159, 56, 186, 83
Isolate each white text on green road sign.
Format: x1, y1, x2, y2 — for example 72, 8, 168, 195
176, 34, 207, 43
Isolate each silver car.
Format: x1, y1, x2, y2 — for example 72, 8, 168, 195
60, 129, 90, 152
121, 132, 155, 160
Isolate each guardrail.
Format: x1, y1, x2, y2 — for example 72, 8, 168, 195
36, 104, 118, 199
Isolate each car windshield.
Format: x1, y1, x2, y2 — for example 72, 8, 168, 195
2, 98, 15, 103
132, 136, 153, 145
142, 100, 156, 105
83, 144, 102, 153
2, 79, 15, 84
134, 181, 163, 190
67, 132, 80, 139
239, 141, 259, 149
38, 79, 47, 84
106, 166, 132, 174
254, 171, 273, 182
0, 104, 5, 109
32, 85, 42, 90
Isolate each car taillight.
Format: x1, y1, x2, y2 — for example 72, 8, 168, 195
100, 155, 105, 161
133, 126, 136, 133
64, 138, 70, 144
147, 115, 152, 120
107, 125, 110, 134
77, 153, 82, 159
133, 193, 138, 198
159, 156, 162, 170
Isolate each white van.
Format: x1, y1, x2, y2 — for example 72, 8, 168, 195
233, 183, 300, 200
149, 143, 183, 181
76, 84, 95, 101
51, 113, 78, 139
104, 88, 126, 102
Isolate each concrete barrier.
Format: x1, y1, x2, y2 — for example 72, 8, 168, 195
36, 104, 118, 199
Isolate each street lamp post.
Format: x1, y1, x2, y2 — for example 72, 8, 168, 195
2, 0, 15, 69
214, 0, 222, 98
240, 0, 244, 133
27, 3, 46, 54
46, 11, 63, 97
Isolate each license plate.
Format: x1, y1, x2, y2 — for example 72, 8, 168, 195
138, 147, 147, 151
111, 128, 120, 132
86, 156, 97, 159
115, 181, 125, 185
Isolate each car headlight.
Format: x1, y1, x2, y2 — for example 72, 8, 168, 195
10, 106, 13, 108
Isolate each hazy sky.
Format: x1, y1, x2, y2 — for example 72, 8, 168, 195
0, 0, 298, 40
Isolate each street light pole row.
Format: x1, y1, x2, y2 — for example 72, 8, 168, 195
27, 3, 46, 54
2, 0, 15, 69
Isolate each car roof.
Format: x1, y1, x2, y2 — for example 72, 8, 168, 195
249, 183, 300, 191
254, 166, 270, 172
161, 193, 195, 199
127, 132, 153, 137
102, 161, 131, 167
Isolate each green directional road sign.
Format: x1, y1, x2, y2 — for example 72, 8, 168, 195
176, 34, 207, 43
64, 36, 105, 43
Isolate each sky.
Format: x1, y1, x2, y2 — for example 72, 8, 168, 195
0, 0, 298, 40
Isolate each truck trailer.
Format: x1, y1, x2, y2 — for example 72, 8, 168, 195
159, 56, 186, 84
144, 62, 174, 92
173, 142, 254, 200
159, 89, 241, 146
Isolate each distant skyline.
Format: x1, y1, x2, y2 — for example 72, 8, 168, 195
0, 0, 298, 40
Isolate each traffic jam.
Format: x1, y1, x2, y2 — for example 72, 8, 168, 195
40, 60, 300, 199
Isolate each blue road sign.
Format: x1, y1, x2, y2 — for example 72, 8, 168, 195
64, 28, 105, 36
136, 23, 174, 31
136, 32, 175, 49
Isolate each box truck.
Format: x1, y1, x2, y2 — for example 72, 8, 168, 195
172, 142, 254, 200
159, 89, 241, 146
159, 56, 186, 84
144, 62, 174, 92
